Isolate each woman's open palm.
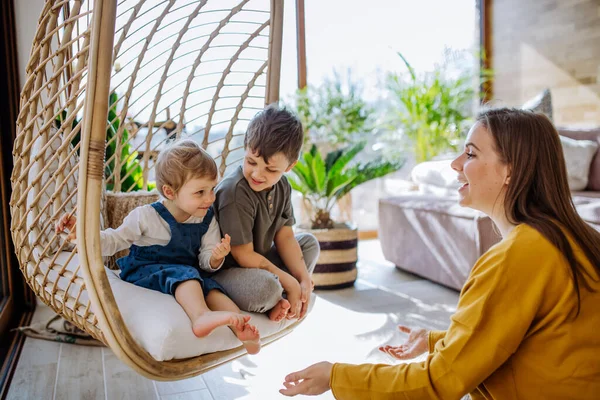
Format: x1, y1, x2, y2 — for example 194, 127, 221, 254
379, 325, 429, 360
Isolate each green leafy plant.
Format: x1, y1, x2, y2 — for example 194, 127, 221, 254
386, 51, 491, 163
294, 72, 374, 149
104, 91, 151, 192
288, 142, 403, 229
55, 91, 155, 192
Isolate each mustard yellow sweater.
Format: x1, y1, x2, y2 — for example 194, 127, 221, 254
331, 224, 600, 399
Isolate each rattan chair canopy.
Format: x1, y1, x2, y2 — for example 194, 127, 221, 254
10, 0, 298, 380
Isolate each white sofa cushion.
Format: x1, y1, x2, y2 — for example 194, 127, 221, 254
411, 159, 460, 190
559, 135, 599, 191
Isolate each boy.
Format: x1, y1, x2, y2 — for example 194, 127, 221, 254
214, 105, 319, 322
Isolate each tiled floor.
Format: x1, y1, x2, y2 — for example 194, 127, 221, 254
6, 240, 459, 400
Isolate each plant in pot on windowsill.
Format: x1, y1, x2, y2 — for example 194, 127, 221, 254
288, 142, 403, 290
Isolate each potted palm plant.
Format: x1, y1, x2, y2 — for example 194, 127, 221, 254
288, 142, 403, 289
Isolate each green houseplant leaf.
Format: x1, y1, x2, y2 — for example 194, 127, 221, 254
309, 145, 327, 193
56, 90, 152, 193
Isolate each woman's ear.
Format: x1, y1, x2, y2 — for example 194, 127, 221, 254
162, 185, 176, 200
504, 165, 511, 185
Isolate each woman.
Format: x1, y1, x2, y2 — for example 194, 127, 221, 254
280, 108, 600, 399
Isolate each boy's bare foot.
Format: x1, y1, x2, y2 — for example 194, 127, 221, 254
268, 299, 290, 322
232, 322, 261, 355
192, 311, 250, 338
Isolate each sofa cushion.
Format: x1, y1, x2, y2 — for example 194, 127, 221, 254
522, 88, 553, 121
558, 128, 600, 191
559, 135, 598, 191
573, 196, 600, 229
411, 159, 460, 189
415, 183, 459, 198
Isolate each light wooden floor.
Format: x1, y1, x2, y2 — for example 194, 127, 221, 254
6, 240, 460, 400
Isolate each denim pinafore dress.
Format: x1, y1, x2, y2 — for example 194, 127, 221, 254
117, 202, 225, 296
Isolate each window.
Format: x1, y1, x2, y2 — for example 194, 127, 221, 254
282, 0, 480, 231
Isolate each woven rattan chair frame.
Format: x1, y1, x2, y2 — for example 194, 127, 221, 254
10, 0, 301, 380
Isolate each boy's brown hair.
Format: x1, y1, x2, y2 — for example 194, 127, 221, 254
244, 104, 303, 164
155, 139, 217, 197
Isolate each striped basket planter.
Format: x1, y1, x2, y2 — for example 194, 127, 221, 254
300, 223, 358, 290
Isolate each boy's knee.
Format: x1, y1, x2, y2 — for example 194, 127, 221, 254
300, 233, 319, 251
250, 271, 283, 313
297, 233, 320, 273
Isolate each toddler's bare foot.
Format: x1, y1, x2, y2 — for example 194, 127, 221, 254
192, 311, 250, 338
232, 322, 261, 355
268, 299, 290, 322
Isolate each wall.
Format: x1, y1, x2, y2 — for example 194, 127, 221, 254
492, 0, 600, 126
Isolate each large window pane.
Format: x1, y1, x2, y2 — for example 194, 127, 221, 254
282, 1, 479, 230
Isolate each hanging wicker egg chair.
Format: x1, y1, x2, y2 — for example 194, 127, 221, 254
10, 0, 300, 380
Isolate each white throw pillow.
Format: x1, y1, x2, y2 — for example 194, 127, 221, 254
411, 159, 460, 189
559, 136, 599, 191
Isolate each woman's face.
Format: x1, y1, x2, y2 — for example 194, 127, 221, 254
451, 122, 510, 216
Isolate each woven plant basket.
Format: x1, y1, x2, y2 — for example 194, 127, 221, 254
9, 0, 306, 380
298, 222, 358, 290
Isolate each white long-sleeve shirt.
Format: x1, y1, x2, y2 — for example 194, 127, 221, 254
99, 203, 224, 272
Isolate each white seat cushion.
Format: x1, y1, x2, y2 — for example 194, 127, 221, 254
33, 252, 313, 361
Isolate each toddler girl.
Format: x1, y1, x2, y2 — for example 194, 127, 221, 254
56, 140, 260, 354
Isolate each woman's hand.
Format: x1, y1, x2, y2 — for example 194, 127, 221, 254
379, 325, 429, 360
55, 213, 77, 242
280, 361, 333, 397
210, 234, 231, 268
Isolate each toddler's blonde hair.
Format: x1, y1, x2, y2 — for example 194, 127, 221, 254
155, 139, 217, 197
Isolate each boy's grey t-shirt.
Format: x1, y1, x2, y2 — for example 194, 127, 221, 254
215, 166, 295, 260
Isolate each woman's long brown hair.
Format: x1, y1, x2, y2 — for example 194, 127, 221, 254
478, 108, 600, 314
